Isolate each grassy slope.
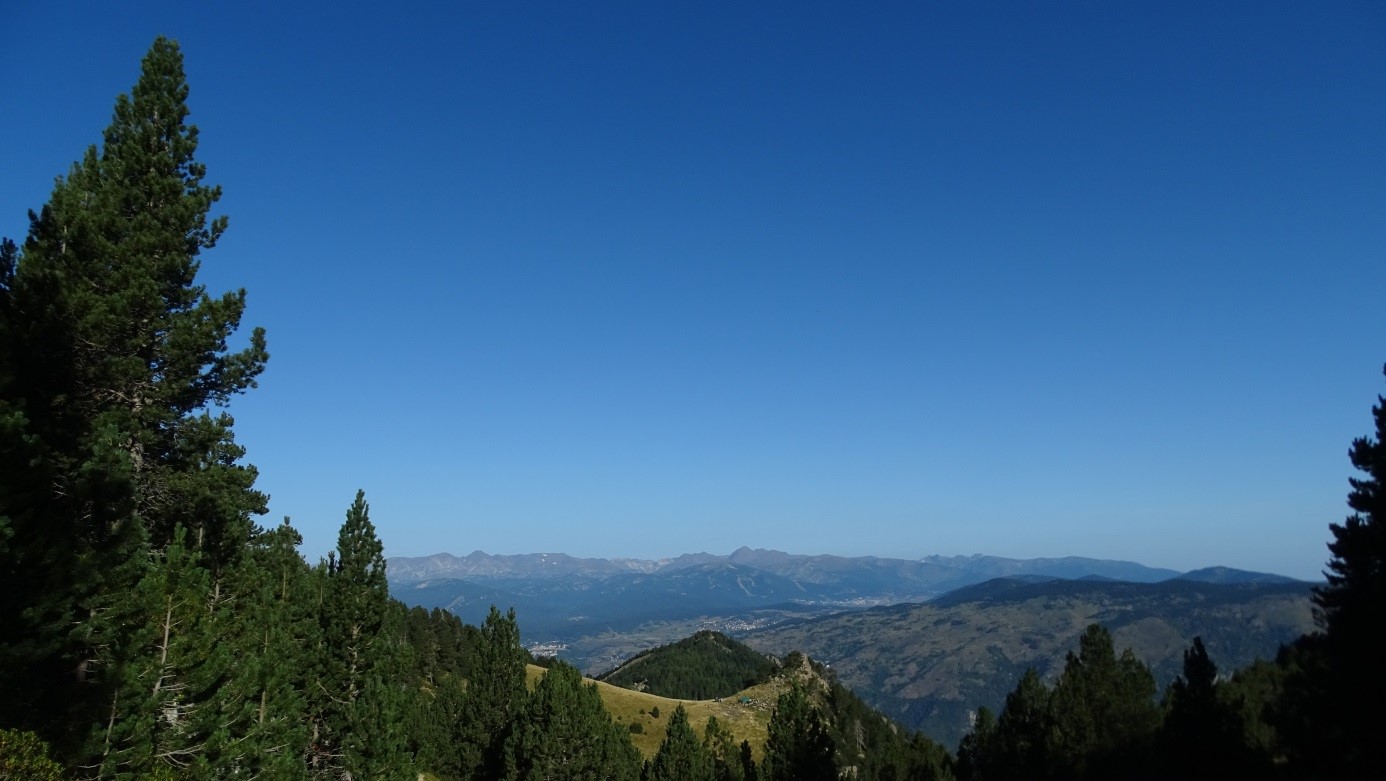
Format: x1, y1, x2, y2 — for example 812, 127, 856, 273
527, 664, 788, 760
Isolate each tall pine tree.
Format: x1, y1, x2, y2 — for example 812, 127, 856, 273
1283, 364, 1386, 778
309, 491, 411, 779
761, 684, 836, 781
205, 519, 315, 778
452, 606, 529, 780
647, 705, 714, 781
0, 36, 267, 764
502, 661, 641, 781
1048, 624, 1158, 781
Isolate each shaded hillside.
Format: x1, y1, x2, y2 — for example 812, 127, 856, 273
1173, 566, 1302, 584
919, 553, 1180, 583
743, 577, 1315, 747
595, 630, 779, 700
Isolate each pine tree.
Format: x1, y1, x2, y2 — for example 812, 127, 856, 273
702, 716, 745, 781
82, 526, 229, 778
453, 606, 529, 779
1048, 624, 1158, 781
761, 684, 836, 781
0, 36, 267, 756
647, 705, 714, 781
503, 661, 641, 781
955, 707, 997, 781
993, 668, 1053, 779
1158, 637, 1262, 780
309, 491, 411, 779
198, 519, 314, 778
417, 672, 468, 780
1293, 363, 1386, 777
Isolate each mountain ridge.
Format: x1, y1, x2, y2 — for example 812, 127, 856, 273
741, 575, 1316, 746
388, 548, 1282, 586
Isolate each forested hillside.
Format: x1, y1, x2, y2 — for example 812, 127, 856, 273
596, 631, 779, 700
746, 576, 1315, 745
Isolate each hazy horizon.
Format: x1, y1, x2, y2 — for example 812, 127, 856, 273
384, 544, 1319, 582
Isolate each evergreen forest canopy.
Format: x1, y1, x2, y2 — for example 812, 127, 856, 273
596, 631, 780, 701
0, 37, 1382, 780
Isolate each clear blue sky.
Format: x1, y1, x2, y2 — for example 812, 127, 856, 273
4, 2, 1383, 579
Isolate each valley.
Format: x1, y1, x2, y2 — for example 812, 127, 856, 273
389, 548, 1316, 748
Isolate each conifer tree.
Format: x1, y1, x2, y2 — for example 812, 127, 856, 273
202, 519, 314, 778
955, 707, 997, 781
83, 527, 225, 778
454, 606, 529, 779
991, 668, 1053, 778
762, 684, 836, 781
738, 740, 758, 781
503, 661, 641, 781
0, 36, 267, 754
647, 705, 714, 781
1159, 637, 1260, 780
309, 491, 411, 779
1292, 363, 1386, 777
1048, 624, 1158, 780
702, 716, 746, 781
418, 672, 469, 780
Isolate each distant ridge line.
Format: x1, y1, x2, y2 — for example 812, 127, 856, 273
387, 547, 1299, 585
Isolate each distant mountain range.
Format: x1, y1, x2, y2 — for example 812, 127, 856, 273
388, 547, 1301, 667
388, 548, 1315, 747
389, 546, 1196, 591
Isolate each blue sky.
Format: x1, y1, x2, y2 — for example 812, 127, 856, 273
3, 2, 1383, 579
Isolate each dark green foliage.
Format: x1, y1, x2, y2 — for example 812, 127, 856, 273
647, 705, 714, 781
504, 661, 642, 781
954, 624, 1325, 781
1285, 364, 1386, 778
954, 707, 995, 781
443, 605, 529, 779
598, 631, 778, 700
762, 683, 836, 781
1048, 624, 1159, 780
208, 518, 314, 778
1158, 637, 1271, 780
308, 491, 412, 779
957, 625, 1162, 781
702, 716, 745, 781
1220, 657, 1287, 763
956, 668, 1060, 781
751, 577, 1313, 748
0, 36, 267, 766
84, 527, 229, 778
739, 740, 758, 781
818, 664, 953, 781
987, 669, 1054, 779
